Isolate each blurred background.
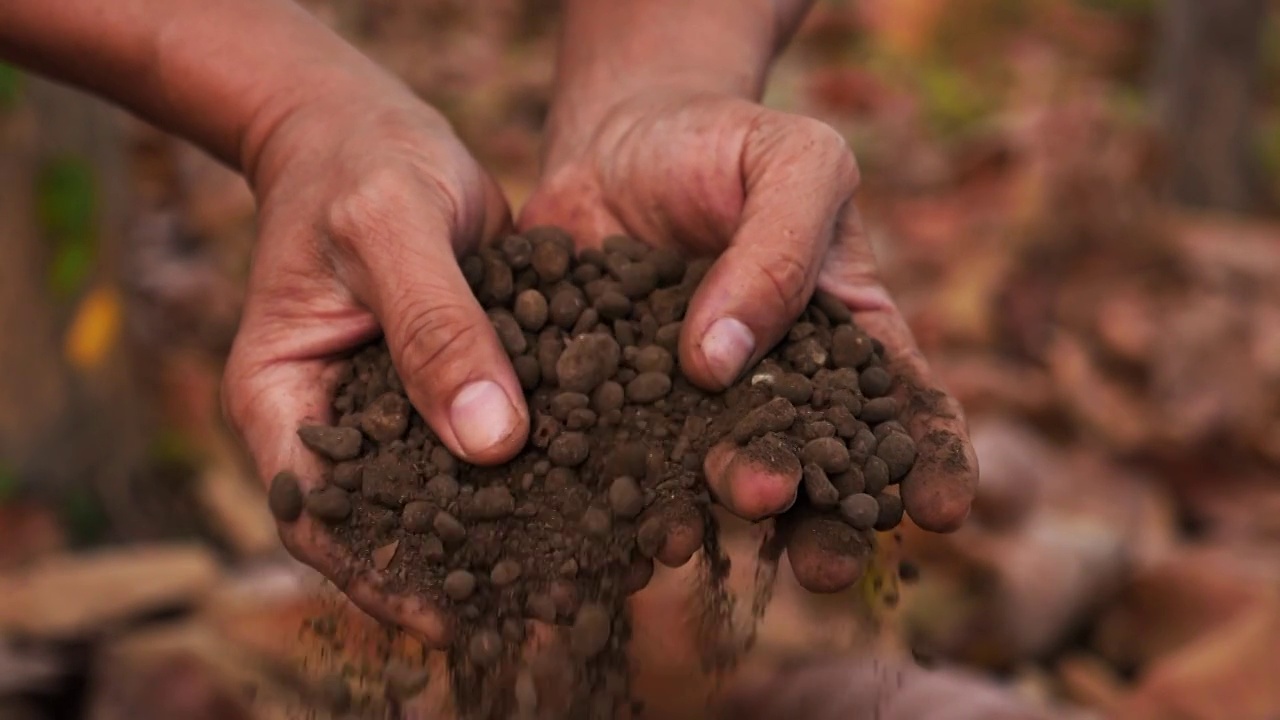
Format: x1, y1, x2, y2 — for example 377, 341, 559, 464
1, 0, 1279, 718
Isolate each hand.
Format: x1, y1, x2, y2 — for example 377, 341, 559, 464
522, 90, 977, 590
221, 79, 526, 645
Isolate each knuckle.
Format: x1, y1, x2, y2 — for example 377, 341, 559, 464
325, 164, 462, 254
792, 117, 861, 190
325, 166, 413, 246
754, 249, 811, 318
389, 293, 483, 385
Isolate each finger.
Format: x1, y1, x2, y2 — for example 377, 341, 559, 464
817, 204, 978, 532
281, 510, 454, 647
778, 506, 873, 593
343, 202, 530, 465
680, 113, 859, 390
703, 439, 801, 521
223, 302, 451, 644
517, 172, 627, 248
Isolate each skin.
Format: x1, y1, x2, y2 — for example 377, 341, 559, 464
0, 0, 977, 658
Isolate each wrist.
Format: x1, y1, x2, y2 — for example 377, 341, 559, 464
238, 62, 461, 200
543, 0, 788, 168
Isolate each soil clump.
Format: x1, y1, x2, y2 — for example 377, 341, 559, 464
281, 227, 917, 718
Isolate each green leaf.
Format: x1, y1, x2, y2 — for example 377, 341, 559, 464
37, 157, 97, 298
0, 64, 21, 110
0, 463, 17, 502
62, 487, 108, 547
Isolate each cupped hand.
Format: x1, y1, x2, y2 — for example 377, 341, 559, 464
221, 79, 526, 645
522, 91, 978, 590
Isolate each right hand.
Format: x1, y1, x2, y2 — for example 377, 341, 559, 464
221, 75, 526, 645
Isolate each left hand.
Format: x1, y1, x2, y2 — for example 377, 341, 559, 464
522, 90, 978, 591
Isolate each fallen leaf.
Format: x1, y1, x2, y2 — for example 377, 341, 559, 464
1113, 591, 1280, 720
64, 283, 121, 371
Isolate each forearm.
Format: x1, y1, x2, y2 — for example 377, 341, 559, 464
547, 0, 813, 153
0, 0, 398, 177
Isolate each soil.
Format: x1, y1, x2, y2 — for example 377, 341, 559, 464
280, 227, 917, 719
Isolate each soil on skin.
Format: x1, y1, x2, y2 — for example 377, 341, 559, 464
279, 227, 917, 719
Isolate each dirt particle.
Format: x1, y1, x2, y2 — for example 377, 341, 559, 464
654, 322, 682, 351
874, 493, 905, 531
626, 372, 672, 403
333, 462, 362, 491
501, 234, 533, 269
800, 437, 851, 474
831, 326, 873, 369
267, 471, 303, 522
802, 464, 840, 508
732, 397, 798, 444
469, 629, 505, 667
876, 433, 917, 481
650, 248, 686, 286
401, 500, 435, 533
513, 289, 549, 331
830, 467, 865, 497
863, 456, 891, 496
771, 372, 814, 404
839, 493, 879, 530
305, 486, 352, 523
549, 286, 587, 329
490, 559, 523, 587
594, 290, 632, 320
490, 309, 528, 356
549, 432, 590, 467
425, 474, 460, 502
813, 289, 853, 323
591, 381, 625, 414
514, 355, 541, 390
848, 428, 878, 465
478, 253, 514, 306
557, 333, 621, 394
619, 261, 658, 298
469, 486, 516, 520
532, 238, 571, 283
433, 511, 467, 545
633, 345, 674, 375
607, 477, 644, 519
443, 569, 477, 601
570, 604, 613, 659
360, 393, 410, 443
298, 425, 362, 461
858, 366, 892, 398
860, 397, 898, 424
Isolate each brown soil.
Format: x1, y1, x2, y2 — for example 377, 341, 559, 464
281, 228, 916, 718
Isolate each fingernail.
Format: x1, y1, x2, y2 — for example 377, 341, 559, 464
450, 380, 518, 456
702, 317, 755, 387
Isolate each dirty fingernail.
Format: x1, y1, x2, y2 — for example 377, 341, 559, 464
450, 380, 518, 456
703, 317, 755, 388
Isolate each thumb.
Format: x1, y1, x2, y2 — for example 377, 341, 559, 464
680, 113, 860, 390
351, 207, 530, 465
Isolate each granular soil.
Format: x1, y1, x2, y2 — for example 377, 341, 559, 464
275, 227, 917, 719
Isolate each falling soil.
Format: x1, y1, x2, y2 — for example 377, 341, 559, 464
279, 228, 917, 718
